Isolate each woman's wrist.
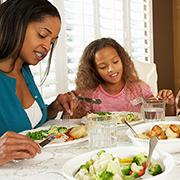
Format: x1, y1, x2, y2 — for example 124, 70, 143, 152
47, 96, 63, 119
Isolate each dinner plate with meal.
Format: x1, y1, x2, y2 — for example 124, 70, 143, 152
21, 124, 88, 147
126, 120, 180, 153
63, 146, 174, 180
82, 111, 144, 127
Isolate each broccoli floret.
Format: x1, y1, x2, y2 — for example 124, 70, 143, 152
26, 130, 48, 140
96, 112, 112, 116
126, 113, 135, 122
98, 170, 114, 180
133, 153, 147, 166
148, 163, 162, 176
48, 126, 68, 135
97, 150, 106, 156
121, 165, 131, 175
58, 127, 68, 134
122, 173, 138, 180
48, 125, 59, 135
80, 159, 93, 170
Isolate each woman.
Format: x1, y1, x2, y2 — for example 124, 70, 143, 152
0, 0, 76, 164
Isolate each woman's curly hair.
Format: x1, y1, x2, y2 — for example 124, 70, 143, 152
75, 37, 140, 91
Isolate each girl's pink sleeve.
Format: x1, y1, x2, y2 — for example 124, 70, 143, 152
140, 81, 153, 99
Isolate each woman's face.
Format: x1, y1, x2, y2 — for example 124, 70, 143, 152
20, 16, 61, 65
95, 47, 123, 85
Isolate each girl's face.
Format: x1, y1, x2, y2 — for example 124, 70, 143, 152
19, 16, 61, 65
95, 47, 123, 85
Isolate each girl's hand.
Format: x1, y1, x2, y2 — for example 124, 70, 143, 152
157, 89, 175, 105
0, 132, 41, 166
175, 90, 180, 115
157, 89, 175, 116
176, 90, 180, 109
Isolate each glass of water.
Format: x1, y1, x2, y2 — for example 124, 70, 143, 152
87, 115, 117, 150
141, 99, 165, 122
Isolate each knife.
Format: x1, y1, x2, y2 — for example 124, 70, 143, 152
77, 96, 102, 104
39, 134, 55, 147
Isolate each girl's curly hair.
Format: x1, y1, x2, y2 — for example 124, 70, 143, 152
75, 37, 140, 91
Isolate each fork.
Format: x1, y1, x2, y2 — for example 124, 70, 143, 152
123, 119, 139, 138
137, 136, 158, 179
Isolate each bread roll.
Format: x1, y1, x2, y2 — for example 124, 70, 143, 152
69, 125, 87, 139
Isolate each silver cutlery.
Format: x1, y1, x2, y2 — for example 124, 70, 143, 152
123, 119, 139, 138
137, 136, 158, 179
39, 134, 55, 147
77, 96, 102, 104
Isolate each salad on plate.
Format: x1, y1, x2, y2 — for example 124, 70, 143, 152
74, 150, 163, 180
86, 111, 143, 126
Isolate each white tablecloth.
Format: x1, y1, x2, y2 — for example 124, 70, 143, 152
0, 118, 180, 180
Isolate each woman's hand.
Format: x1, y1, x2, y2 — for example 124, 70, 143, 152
0, 131, 41, 166
47, 91, 79, 119
56, 91, 79, 116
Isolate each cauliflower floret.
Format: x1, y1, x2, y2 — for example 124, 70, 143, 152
113, 174, 123, 180
106, 158, 121, 176
75, 168, 89, 180
93, 152, 113, 174
89, 164, 95, 176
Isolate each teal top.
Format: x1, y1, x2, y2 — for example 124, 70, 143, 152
0, 65, 48, 136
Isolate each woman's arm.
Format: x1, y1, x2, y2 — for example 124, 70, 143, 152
47, 92, 78, 119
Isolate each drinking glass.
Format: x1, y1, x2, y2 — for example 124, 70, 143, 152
141, 99, 165, 122
87, 115, 117, 150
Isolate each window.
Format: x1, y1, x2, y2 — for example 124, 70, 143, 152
32, 0, 153, 103
1, 0, 153, 103
61, 0, 153, 92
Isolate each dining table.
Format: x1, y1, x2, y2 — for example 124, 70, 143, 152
1, 117, 180, 180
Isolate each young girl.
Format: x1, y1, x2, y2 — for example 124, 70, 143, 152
68, 38, 175, 118
68, 38, 176, 118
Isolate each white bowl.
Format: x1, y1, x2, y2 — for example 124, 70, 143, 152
63, 146, 174, 180
126, 120, 180, 153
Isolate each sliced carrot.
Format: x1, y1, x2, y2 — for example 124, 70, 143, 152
55, 133, 62, 138
138, 169, 145, 177
66, 136, 74, 141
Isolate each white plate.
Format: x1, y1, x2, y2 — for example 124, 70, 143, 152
165, 116, 180, 121
62, 146, 174, 180
115, 111, 144, 127
126, 120, 180, 153
21, 125, 88, 148
82, 111, 144, 127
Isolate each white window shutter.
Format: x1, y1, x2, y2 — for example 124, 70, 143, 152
31, 0, 153, 101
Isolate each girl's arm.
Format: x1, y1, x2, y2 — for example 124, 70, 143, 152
157, 89, 176, 116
